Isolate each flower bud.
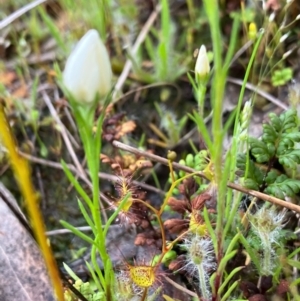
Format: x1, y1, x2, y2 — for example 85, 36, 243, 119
248, 22, 257, 40
269, 12, 276, 22
279, 33, 290, 44
195, 45, 210, 81
63, 29, 112, 104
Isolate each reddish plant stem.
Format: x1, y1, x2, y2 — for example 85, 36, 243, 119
213, 234, 224, 301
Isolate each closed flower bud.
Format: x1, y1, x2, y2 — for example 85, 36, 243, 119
248, 22, 257, 40
63, 29, 112, 104
195, 45, 210, 81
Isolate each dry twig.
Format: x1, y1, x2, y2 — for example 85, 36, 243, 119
0, 0, 50, 30
112, 140, 300, 214
112, 4, 161, 101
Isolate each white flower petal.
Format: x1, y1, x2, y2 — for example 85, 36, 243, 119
195, 45, 210, 79
63, 29, 112, 104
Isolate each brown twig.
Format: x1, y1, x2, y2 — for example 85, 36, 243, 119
0, 0, 50, 30
113, 82, 181, 105
112, 4, 161, 101
163, 276, 198, 298
43, 92, 109, 221
46, 226, 92, 236
43, 92, 86, 178
227, 76, 288, 110
17, 151, 165, 196
112, 140, 300, 214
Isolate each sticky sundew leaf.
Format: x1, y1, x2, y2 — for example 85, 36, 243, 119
129, 265, 156, 288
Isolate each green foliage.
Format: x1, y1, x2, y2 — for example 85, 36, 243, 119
154, 102, 188, 147
64, 263, 105, 301
271, 68, 293, 87
168, 150, 210, 194
38, 7, 67, 54
65, 280, 105, 301
237, 154, 264, 190
265, 175, 300, 199
249, 138, 272, 162
237, 109, 300, 198
185, 150, 210, 171
131, 0, 187, 83
249, 109, 300, 165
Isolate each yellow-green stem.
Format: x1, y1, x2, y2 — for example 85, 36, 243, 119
135, 199, 167, 256
159, 172, 199, 215
168, 159, 176, 183
0, 106, 64, 300
196, 82, 207, 118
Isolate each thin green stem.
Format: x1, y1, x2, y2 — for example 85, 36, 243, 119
202, 0, 225, 205
198, 264, 210, 300
168, 159, 176, 183
196, 83, 207, 118
159, 172, 199, 215
186, 0, 196, 23
224, 31, 265, 240
261, 236, 272, 275
71, 99, 113, 295
201, 2, 234, 299
232, 30, 265, 139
